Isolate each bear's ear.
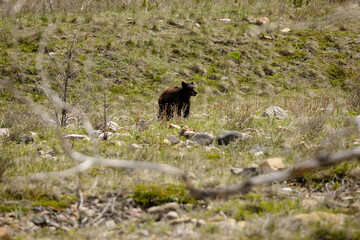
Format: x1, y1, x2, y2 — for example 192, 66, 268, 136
181, 82, 187, 88
191, 82, 194, 85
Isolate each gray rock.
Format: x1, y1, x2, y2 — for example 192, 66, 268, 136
32, 215, 46, 226
167, 135, 180, 144
138, 229, 149, 237
216, 131, 245, 145
230, 167, 243, 175
262, 106, 288, 119
191, 133, 214, 145
105, 220, 116, 227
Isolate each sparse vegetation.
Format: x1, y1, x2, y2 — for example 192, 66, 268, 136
1, 0, 360, 239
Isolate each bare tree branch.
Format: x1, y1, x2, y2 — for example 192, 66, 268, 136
186, 146, 360, 198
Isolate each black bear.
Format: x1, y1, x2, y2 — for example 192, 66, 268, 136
158, 82, 197, 120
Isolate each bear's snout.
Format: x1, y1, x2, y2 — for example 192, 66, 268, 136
192, 90, 198, 96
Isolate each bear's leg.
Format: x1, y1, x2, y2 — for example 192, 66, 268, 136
177, 104, 182, 117
184, 104, 190, 118
158, 104, 165, 120
166, 104, 174, 121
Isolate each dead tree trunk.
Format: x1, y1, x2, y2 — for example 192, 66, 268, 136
61, 34, 76, 127
103, 90, 108, 140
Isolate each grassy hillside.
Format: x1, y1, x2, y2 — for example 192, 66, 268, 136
1, 0, 360, 239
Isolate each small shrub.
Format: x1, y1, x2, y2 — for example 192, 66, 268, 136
0, 151, 12, 180
227, 51, 242, 63
132, 183, 196, 208
225, 102, 255, 131
349, 83, 360, 114
298, 116, 326, 141
327, 63, 346, 89
2, 188, 76, 209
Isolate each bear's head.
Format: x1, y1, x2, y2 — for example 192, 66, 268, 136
181, 82, 198, 96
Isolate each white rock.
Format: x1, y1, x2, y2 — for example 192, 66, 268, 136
169, 123, 181, 129
230, 167, 243, 175
63, 134, 90, 140
205, 146, 219, 152
256, 17, 270, 25
105, 220, 116, 227
0, 128, 10, 137
187, 172, 197, 180
129, 143, 142, 150
281, 187, 293, 192
107, 121, 119, 132
219, 18, 232, 23
254, 151, 264, 156
166, 211, 179, 220
163, 139, 171, 145
280, 27, 291, 33
183, 131, 195, 138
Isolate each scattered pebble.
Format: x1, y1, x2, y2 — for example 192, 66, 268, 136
167, 135, 180, 144
219, 18, 231, 23
280, 27, 291, 33
281, 187, 293, 192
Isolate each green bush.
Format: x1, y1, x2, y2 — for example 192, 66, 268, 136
132, 183, 196, 208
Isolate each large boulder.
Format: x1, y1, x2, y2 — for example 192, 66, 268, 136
191, 133, 214, 145
262, 106, 288, 120
216, 131, 245, 145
